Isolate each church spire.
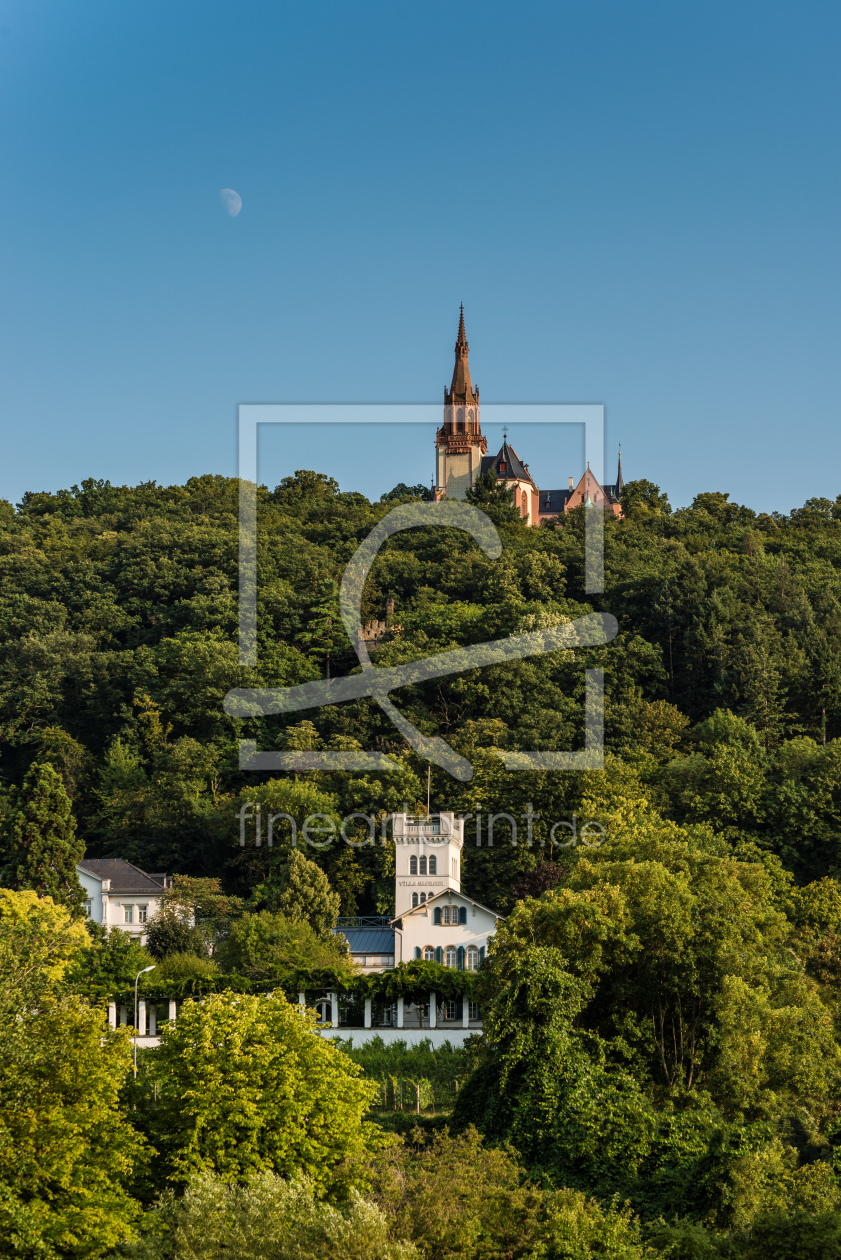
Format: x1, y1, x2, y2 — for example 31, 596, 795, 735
616, 447, 624, 494
446, 304, 478, 406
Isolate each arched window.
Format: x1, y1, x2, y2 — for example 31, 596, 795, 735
445, 946, 457, 968
428, 856, 436, 875
419, 856, 427, 875
467, 409, 474, 430
409, 855, 417, 875
466, 946, 479, 971
412, 892, 419, 907
420, 892, 427, 904
423, 946, 434, 962
521, 490, 528, 517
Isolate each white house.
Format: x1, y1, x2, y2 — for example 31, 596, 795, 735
76, 859, 171, 945
390, 811, 503, 968
336, 812, 503, 974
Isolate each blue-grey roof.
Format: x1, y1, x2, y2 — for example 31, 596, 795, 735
335, 928, 395, 953
538, 488, 572, 513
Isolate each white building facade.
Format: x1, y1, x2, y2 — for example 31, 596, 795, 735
390, 811, 502, 968
77, 859, 170, 945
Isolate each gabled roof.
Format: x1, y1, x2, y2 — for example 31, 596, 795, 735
391, 887, 504, 924
77, 859, 166, 896
481, 439, 534, 486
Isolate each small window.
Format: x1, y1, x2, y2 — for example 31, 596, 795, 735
412, 892, 419, 907
452, 858, 457, 878
84, 900, 93, 918
466, 946, 479, 971
410, 855, 418, 875
138, 905, 148, 924
419, 855, 427, 876
424, 946, 434, 962
468, 1001, 480, 1021
445, 946, 457, 968
428, 856, 436, 875
442, 907, 450, 925
420, 892, 427, 904
446, 1000, 457, 1020
123, 905, 134, 925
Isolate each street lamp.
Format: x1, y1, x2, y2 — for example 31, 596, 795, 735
133, 964, 156, 1078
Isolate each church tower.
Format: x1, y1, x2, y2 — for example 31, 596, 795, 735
435, 306, 487, 499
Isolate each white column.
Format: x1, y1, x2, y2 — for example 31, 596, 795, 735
429, 992, 437, 1028
138, 999, 147, 1037
107, 1001, 116, 1030
168, 999, 177, 1023
298, 991, 306, 1010
397, 996, 404, 1029
462, 999, 469, 1028
329, 990, 338, 1027
364, 997, 372, 1029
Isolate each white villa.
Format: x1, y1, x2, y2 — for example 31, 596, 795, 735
77, 859, 171, 945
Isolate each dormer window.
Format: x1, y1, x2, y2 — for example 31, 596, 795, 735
498, 461, 506, 473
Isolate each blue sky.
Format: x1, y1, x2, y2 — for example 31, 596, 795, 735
1, 0, 839, 513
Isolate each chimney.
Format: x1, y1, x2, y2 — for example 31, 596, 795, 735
568, 476, 573, 490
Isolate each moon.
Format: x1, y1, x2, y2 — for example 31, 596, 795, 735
219, 188, 242, 217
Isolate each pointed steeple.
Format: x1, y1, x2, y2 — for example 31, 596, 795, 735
616, 447, 624, 494
446, 304, 478, 406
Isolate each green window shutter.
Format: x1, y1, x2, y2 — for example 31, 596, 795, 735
435, 946, 443, 964
458, 906, 467, 925
479, 946, 485, 965
414, 946, 421, 959
457, 946, 465, 970
433, 907, 442, 925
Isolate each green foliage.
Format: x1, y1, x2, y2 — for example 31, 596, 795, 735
213, 909, 353, 980
367, 1125, 652, 1259
143, 991, 381, 1194
251, 848, 341, 933
145, 900, 211, 960
125, 1172, 419, 1260
68, 920, 154, 993
6, 762, 86, 914
0, 889, 147, 1256
464, 467, 522, 524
